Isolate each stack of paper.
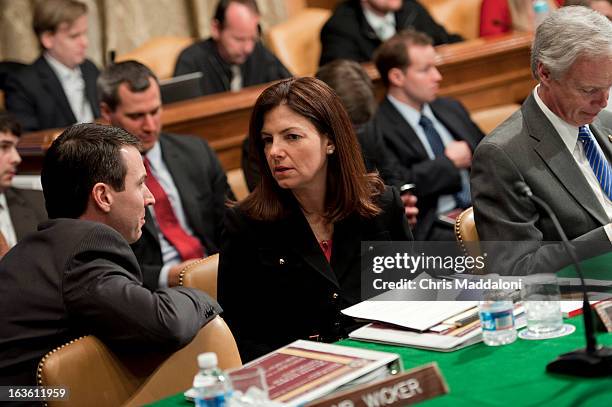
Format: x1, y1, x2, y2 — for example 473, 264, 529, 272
343, 299, 527, 351
342, 301, 482, 351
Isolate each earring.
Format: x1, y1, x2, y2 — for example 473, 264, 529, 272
327, 146, 335, 155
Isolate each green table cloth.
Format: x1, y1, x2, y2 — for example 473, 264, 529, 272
152, 318, 612, 407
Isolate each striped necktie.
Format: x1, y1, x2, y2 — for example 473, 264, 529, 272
143, 158, 205, 260
578, 125, 612, 201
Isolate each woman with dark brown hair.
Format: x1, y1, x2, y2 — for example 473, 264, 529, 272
217, 77, 413, 362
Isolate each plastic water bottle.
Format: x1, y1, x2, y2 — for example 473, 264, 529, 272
479, 294, 517, 346
533, 0, 551, 28
193, 353, 232, 407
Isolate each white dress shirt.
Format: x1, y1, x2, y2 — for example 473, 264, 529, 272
363, 8, 396, 41
44, 53, 94, 124
145, 142, 201, 287
533, 85, 612, 241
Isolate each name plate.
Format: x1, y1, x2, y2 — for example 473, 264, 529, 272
595, 300, 612, 332
306, 363, 448, 407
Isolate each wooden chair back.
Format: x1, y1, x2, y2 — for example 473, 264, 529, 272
115, 36, 195, 80
179, 253, 220, 299
265, 8, 332, 76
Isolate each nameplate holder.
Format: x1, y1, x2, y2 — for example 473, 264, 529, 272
305, 362, 448, 407
595, 300, 612, 332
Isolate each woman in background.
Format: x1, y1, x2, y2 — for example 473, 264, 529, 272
480, 0, 562, 37
218, 77, 413, 362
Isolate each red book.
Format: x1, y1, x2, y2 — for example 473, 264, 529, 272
561, 301, 601, 318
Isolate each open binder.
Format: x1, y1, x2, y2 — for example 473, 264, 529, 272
349, 321, 482, 352
238, 340, 402, 406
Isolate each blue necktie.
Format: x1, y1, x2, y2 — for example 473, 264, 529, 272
419, 115, 471, 207
578, 125, 612, 200
419, 115, 446, 157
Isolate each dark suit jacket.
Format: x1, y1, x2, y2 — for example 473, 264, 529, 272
217, 187, 413, 362
173, 38, 291, 96
130, 133, 233, 290
4, 56, 99, 132
319, 0, 463, 65
0, 218, 221, 387
5, 187, 47, 242
358, 119, 412, 188
471, 93, 612, 275
372, 97, 484, 240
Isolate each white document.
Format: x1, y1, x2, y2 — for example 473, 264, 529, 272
341, 300, 478, 332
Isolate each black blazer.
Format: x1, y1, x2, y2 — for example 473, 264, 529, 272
173, 38, 291, 96
130, 133, 233, 290
217, 187, 413, 362
0, 219, 220, 386
319, 0, 463, 65
373, 97, 484, 240
4, 56, 99, 132
5, 187, 47, 242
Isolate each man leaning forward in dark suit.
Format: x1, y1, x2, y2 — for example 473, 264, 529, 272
174, 0, 291, 96
0, 123, 221, 387
371, 30, 484, 241
4, 0, 99, 132
98, 61, 234, 291
471, 6, 612, 275
0, 113, 46, 258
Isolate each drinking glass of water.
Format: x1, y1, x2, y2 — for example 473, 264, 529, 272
519, 273, 565, 339
228, 367, 273, 406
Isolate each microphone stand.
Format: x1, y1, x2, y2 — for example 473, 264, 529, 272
514, 182, 612, 377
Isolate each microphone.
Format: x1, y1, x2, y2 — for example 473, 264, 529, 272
513, 181, 612, 377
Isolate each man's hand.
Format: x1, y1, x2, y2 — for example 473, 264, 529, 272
400, 193, 419, 227
167, 258, 203, 287
445, 140, 472, 169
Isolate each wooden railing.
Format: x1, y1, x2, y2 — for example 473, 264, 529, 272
17, 32, 535, 174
